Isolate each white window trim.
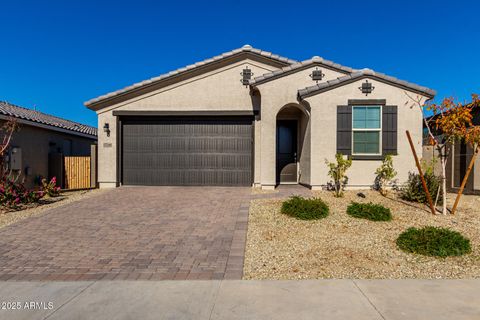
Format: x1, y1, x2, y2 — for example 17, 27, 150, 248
351, 105, 382, 156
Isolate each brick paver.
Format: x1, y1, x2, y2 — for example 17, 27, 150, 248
0, 187, 251, 281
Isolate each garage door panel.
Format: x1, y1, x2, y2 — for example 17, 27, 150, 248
122, 118, 253, 186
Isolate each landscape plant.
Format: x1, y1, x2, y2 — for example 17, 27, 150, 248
0, 117, 17, 162
41, 177, 61, 197
375, 154, 397, 196
346, 202, 392, 221
325, 153, 352, 197
407, 93, 480, 214
281, 196, 329, 220
397, 226, 471, 257
400, 160, 442, 205
0, 174, 44, 209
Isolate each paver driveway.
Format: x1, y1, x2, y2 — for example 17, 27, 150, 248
0, 187, 251, 281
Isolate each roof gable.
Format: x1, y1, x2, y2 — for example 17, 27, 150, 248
85, 45, 297, 110
250, 56, 355, 86
298, 69, 436, 99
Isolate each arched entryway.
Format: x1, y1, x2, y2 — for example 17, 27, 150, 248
276, 104, 310, 185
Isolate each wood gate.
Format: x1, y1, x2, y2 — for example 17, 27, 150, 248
64, 156, 91, 189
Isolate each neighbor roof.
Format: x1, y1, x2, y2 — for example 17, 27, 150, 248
84, 45, 298, 109
0, 101, 97, 138
298, 68, 436, 99
250, 56, 355, 85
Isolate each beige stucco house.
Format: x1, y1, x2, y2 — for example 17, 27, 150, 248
85, 45, 435, 190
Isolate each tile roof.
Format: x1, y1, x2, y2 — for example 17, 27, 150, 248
0, 101, 97, 137
250, 56, 356, 85
298, 68, 436, 99
84, 45, 298, 108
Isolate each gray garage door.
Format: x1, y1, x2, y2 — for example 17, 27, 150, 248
121, 117, 253, 186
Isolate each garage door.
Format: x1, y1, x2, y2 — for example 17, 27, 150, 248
121, 117, 253, 186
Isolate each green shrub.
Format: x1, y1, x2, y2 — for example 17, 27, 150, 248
397, 227, 471, 257
347, 202, 392, 221
400, 170, 442, 205
281, 196, 329, 220
375, 154, 397, 196
42, 177, 61, 197
0, 174, 44, 208
325, 153, 352, 197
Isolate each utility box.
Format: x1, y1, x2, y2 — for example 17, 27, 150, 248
9, 147, 22, 171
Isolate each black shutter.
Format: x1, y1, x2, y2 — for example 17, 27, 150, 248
382, 105, 398, 155
337, 105, 352, 155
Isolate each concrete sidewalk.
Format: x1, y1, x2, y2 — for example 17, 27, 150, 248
0, 280, 478, 320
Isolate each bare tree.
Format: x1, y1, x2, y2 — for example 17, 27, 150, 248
406, 93, 479, 215
0, 117, 18, 173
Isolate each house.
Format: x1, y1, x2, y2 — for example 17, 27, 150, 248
423, 105, 480, 194
84, 45, 435, 189
0, 101, 97, 188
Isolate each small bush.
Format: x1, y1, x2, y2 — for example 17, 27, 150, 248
0, 174, 44, 208
375, 154, 397, 196
281, 196, 329, 220
400, 170, 442, 205
397, 227, 471, 257
42, 177, 61, 197
325, 153, 352, 197
347, 202, 392, 221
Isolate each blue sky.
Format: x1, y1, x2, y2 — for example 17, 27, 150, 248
1, 0, 479, 127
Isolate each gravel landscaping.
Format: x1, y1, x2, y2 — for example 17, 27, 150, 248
244, 190, 480, 279
0, 189, 105, 229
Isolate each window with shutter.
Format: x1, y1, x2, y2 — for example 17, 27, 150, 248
382, 105, 398, 155
337, 105, 352, 155
352, 106, 382, 155
338, 101, 398, 159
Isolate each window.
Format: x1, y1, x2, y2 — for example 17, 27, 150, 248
352, 106, 381, 155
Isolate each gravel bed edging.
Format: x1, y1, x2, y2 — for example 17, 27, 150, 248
244, 190, 480, 279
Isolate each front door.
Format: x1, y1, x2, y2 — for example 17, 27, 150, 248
276, 120, 297, 184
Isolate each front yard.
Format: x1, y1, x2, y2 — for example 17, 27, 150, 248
244, 190, 480, 279
0, 189, 103, 229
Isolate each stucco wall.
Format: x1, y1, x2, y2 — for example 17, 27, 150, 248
5, 122, 95, 188
299, 113, 311, 185
256, 66, 347, 187
304, 79, 429, 188
96, 59, 277, 188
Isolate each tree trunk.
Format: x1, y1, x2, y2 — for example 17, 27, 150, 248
451, 146, 479, 215
440, 151, 448, 215
406, 130, 436, 215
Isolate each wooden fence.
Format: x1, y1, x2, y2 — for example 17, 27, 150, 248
64, 156, 91, 189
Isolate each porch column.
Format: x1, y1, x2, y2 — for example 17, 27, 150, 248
260, 112, 276, 189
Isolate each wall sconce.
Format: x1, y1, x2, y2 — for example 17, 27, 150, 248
359, 80, 375, 96
309, 67, 325, 83
240, 67, 253, 86
103, 123, 110, 137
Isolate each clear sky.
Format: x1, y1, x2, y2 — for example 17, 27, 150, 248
1, 0, 479, 127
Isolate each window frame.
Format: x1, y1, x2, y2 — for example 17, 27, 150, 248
351, 105, 382, 156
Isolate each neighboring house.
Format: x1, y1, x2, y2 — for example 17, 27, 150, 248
423, 105, 480, 194
0, 101, 97, 188
85, 45, 435, 189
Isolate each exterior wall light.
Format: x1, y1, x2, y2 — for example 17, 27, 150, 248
103, 123, 110, 137
309, 67, 325, 83
240, 67, 253, 86
359, 80, 375, 96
